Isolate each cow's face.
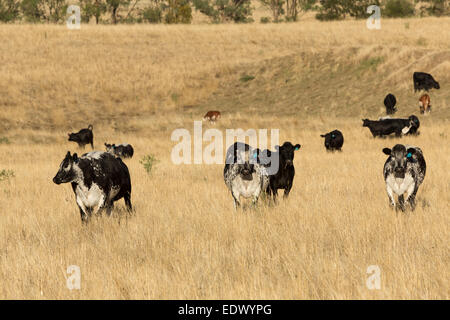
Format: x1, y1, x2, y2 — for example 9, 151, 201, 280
53, 152, 79, 184
383, 145, 416, 179
362, 119, 370, 127
277, 142, 301, 167
321, 133, 335, 149
409, 115, 420, 128
68, 133, 78, 142
105, 143, 114, 152
434, 81, 440, 89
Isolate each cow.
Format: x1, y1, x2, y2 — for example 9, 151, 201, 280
266, 142, 301, 201
105, 143, 134, 159
382, 144, 426, 211
320, 130, 344, 152
223, 142, 264, 209
53, 151, 132, 223
362, 115, 420, 137
253, 148, 271, 194
68, 125, 94, 149
203, 111, 221, 123
413, 72, 440, 92
419, 94, 431, 114
384, 93, 397, 115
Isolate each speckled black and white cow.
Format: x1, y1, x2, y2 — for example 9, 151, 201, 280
224, 142, 265, 209
104, 143, 134, 159
53, 151, 132, 223
382, 144, 426, 211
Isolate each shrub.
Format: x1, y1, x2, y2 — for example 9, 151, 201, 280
240, 74, 255, 82
384, 0, 415, 18
0, 169, 14, 182
260, 16, 271, 23
141, 5, 162, 23
0, 137, 10, 144
0, 0, 20, 22
140, 154, 159, 175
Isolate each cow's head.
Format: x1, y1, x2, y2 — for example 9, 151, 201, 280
383, 144, 417, 179
68, 132, 79, 142
104, 143, 114, 152
320, 132, 338, 149
53, 151, 79, 185
362, 119, 370, 127
276, 142, 301, 167
409, 115, 420, 128
434, 81, 440, 89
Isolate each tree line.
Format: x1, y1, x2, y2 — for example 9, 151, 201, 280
0, 0, 449, 24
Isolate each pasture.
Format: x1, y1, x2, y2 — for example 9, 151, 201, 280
0, 19, 449, 299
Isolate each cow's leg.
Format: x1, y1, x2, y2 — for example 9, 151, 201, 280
105, 202, 114, 217
78, 205, 89, 224
93, 194, 106, 216
406, 184, 418, 211
386, 184, 396, 209
124, 192, 132, 213
231, 190, 240, 210
398, 194, 406, 212
284, 181, 293, 198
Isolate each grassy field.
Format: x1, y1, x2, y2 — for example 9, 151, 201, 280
0, 18, 449, 299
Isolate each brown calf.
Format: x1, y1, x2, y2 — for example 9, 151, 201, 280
419, 94, 431, 114
203, 111, 221, 123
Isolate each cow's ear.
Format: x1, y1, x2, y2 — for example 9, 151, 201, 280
294, 144, 301, 151
382, 148, 391, 155
68, 133, 71, 136
72, 153, 78, 162
65, 151, 71, 158
320, 134, 325, 137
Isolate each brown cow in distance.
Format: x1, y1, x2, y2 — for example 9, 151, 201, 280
419, 94, 431, 114
203, 111, 221, 123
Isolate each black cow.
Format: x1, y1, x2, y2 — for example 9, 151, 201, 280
413, 72, 440, 92
320, 130, 344, 151
53, 151, 132, 223
68, 125, 94, 149
105, 143, 134, 159
223, 142, 265, 209
362, 115, 420, 137
384, 93, 397, 115
266, 142, 301, 201
382, 144, 426, 211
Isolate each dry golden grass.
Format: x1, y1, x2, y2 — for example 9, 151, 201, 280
0, 18, 449, 299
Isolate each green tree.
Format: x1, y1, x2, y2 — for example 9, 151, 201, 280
193, 0, 253, 23
163, 0, 192, 23
419, 0, 450, 16
384, 0, 414, 18
79, 0, 107, 24
21, 0, 67, 23
285, 0, 315, 21
259, 0, 285, 22
0, 0, 20, 22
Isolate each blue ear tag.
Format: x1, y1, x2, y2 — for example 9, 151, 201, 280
407, 153, 412, 158
331, 135, 335, 138
253, 153, 257, 159
295, 146, 300, 151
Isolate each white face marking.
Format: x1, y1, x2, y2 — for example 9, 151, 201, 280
402, 126, 411, 134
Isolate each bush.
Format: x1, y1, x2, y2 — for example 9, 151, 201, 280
163, 0, 192, 24
0, 137, 10, 144
384, 0, 415, 18
0, 0, 20, 22
0, 169, 14, 182
260, 16, 271, 23
141, 5, 162, 23
140, 154, 159, 175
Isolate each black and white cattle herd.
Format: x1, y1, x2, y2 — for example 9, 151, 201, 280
53, 72, 439, 222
